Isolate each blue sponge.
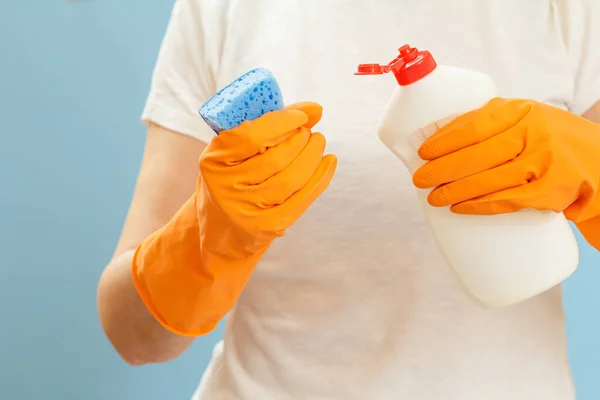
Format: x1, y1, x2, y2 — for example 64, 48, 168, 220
199, 68, 285, 134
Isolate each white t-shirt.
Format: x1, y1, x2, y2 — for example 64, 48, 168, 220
141, 1, 600, 399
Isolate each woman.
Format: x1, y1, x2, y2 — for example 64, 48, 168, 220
98, 0, 600, 398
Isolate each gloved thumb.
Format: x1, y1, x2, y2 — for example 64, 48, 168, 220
286, 102, 323, 129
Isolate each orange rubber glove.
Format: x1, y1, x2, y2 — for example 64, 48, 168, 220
412, 98, 600, 251
132, 102, 337, 336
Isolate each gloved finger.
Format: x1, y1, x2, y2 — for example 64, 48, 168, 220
236, 127, 311, 184
450, 179, 570, 215
426, 158, 539, 207
267, 153, 337, 231
251, 132, 327, 206
418, 98, 530, 161
211, 109, 309, 163
413, 130, 525, 189
286, 102, 323, 129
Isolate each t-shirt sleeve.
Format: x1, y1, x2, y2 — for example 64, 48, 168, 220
141, 0, 227, 143
558, 0, 600, 115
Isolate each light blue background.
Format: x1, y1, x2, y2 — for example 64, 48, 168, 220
0, 1, 598, 399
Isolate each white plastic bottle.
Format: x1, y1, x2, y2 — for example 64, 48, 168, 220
356, 45, 579, 307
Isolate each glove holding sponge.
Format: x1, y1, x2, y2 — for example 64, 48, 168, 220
132, 69, 337, 336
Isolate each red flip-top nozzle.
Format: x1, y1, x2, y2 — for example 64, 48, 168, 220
355, 44, 437, 86
355, 63, 389, 75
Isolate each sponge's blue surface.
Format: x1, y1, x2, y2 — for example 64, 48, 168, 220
199, 68, 284, 134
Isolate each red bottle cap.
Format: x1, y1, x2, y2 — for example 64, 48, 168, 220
355, 44, 437, 86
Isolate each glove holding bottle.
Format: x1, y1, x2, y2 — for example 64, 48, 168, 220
356, 45, 579, 307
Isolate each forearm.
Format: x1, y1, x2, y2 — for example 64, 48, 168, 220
576, 216, 600, 251
97, 249, 195, 365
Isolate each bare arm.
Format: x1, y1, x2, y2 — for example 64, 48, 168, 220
97, 123, 207, 365
583, 100, 600, 123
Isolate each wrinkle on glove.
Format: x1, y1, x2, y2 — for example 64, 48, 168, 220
133, 102, 337, 336
412, 98, 600, 250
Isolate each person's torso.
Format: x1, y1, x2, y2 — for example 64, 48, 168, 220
193, 1, 577, 399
